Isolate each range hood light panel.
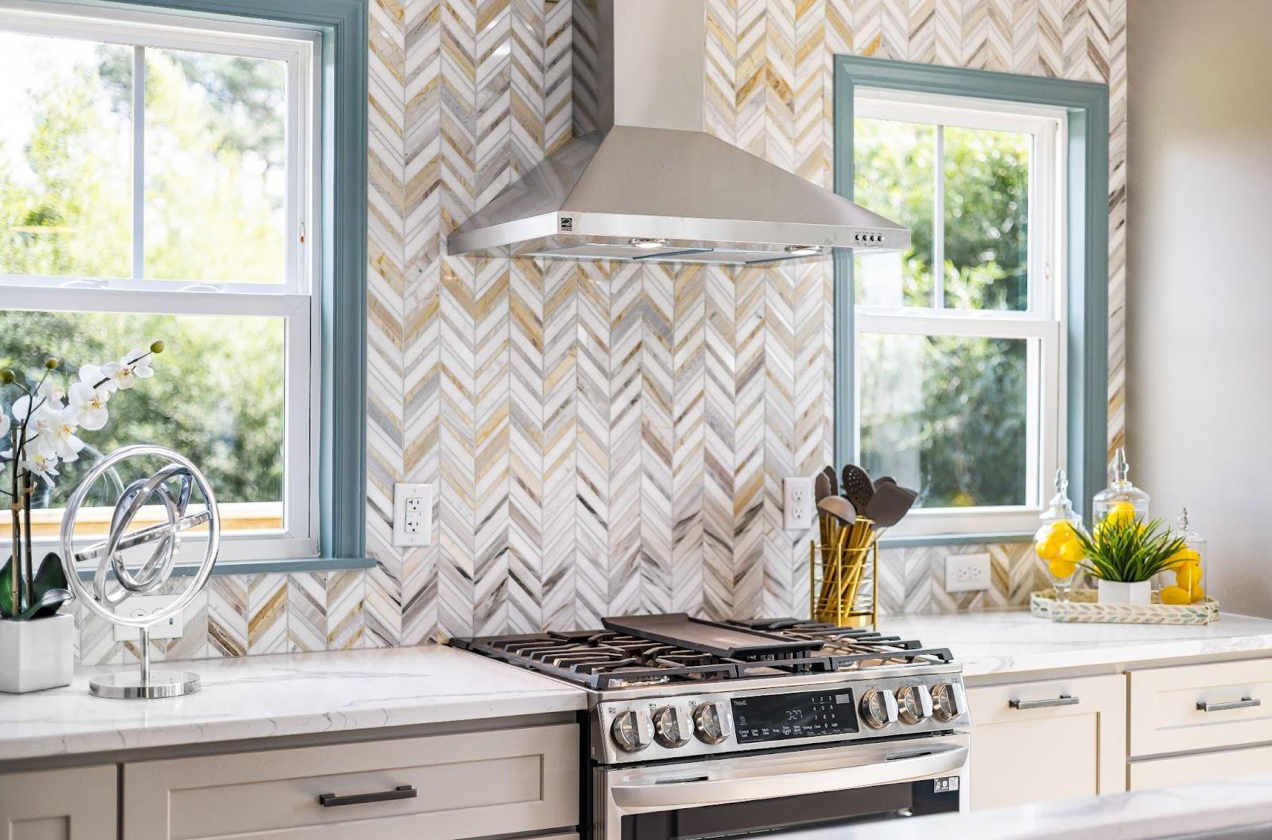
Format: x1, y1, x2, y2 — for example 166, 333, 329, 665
630, 237, 670, 249
784, 245, 823, 257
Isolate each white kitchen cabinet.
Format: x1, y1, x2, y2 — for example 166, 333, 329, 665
1128, 659, 1272, 757
1130, 743, 1272, 790
967, 673, 1126, 810
0, 765, 117, 840
123, 724, 579, 840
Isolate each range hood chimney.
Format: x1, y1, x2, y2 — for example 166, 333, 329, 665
447, 0, 910, 265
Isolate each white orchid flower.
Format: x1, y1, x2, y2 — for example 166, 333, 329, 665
0, 408, 10, 449
125, 348, 154, 381
10, 393, 45, 422
37, 379, 67, 411
68, 382, 110, 431
20, 451, 59, 485
36, 407, 84, 463
79, 363, 116, 394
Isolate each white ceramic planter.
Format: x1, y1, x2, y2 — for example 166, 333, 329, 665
1097, 579, 1152, 605
0, 613, 74, 694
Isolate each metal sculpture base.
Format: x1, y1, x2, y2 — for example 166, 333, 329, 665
90, 671, 200, 699
90, 625, 201, 699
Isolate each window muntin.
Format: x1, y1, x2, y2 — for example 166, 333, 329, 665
0, 4, 319, 563
853, 90, 1066, 535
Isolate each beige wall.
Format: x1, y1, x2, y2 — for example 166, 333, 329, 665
1127, 0, 1272, 617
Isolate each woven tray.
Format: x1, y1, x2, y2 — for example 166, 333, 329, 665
1031, 589, 1220, 625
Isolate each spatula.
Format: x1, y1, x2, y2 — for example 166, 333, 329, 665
863, 482, 918, 528
873, 475, 896, 491
817, 496, 857, 528
841, 464, 874, 512
814, 472, 834, 544
822, 465, 839, 497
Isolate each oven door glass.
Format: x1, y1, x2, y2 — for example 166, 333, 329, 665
620, 778, 959, 840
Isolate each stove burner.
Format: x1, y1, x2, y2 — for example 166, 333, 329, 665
453, 619, 953, 692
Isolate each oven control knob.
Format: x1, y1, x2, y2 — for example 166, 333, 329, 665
652, 705, 691, 748
859, 688, 899, 729
931, 682, 967, 722
896, 684, 934, 724
611, 709, 653, 752
692, 701, 732, 745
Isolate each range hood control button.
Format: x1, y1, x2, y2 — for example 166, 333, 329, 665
932, 683, 968, 722
860, 688, 899, 729
611, 709, 653, 752
653, 705, 690, 748
692, 701, 732, 745
897, 684, 934, 724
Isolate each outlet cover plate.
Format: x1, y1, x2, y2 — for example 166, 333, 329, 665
113, 595, 184, 642
783, 476, 817, 531
393, 482, 433, 547
944, 553, 991, 593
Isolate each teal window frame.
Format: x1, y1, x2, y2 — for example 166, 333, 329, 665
61, 0, 371, 573
833, 55, 1109, 546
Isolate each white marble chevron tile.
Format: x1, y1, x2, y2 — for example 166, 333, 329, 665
74, 0, 1128, 662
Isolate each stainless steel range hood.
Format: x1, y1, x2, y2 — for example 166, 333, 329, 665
447, 0, 910, 265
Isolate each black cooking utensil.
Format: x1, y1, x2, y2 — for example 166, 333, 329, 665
841, 464, 874, 511
822, 465, 839, 497
873, 475, 896, 491
863, 482, 918, 528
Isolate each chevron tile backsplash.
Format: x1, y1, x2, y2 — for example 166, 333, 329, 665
73, 0, 1127, 664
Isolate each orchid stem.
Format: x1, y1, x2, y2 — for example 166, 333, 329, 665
8, 429, 19, 619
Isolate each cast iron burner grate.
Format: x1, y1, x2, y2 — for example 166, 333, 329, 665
452, 620, 953, 691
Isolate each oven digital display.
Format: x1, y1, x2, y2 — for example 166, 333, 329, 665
731, 690, 859, 743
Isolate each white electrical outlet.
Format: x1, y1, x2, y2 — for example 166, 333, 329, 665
113, 595, 184, 642
944, 553, 992, 593
393, 482, 434, 547
783, 476, 817, 531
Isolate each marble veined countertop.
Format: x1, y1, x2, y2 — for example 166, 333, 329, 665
795, 772, 1272, 840
881, 610, 1272, 678
0, 645, 586, 763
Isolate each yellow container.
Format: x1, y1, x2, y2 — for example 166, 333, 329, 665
810, 520, 878, 630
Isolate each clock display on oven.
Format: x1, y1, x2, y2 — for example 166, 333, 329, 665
731, 689, 860, 743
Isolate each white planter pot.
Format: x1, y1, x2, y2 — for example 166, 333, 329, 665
0, 614, 74, 694
1097, 579, 1152, 605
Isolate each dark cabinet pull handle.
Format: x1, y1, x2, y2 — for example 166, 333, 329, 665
1197, 697, 1261, 712
318, 784, 417, 808
1009, 695, 1079, 710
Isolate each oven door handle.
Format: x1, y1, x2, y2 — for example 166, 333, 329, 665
609, 745, 968, 812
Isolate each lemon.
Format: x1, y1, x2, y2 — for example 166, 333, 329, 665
1049, 558, 1077, 579
1167, 547, 1201, 572
1175, 564, 1203, 589
1106, 501, 1137, 525
1190, 585, 1207, 604
1037, 530, 1066, 559
1057, 539, 1085, 563
1160, 585, 1191, 605
1051, 520, 1076, 538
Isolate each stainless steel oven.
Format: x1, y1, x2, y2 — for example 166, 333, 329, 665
592, 732, 968, 839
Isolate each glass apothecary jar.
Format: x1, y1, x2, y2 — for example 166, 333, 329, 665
1158, 508, 1207, 605
1092, 448, 1150, 528
1034, 470, 1087, 600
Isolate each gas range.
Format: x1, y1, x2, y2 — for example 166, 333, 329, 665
453, 614, 970, 838
452, 615, 969, 765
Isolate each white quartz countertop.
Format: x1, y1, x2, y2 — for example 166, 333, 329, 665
880, 610, 1272, 677
793, 773, 1272, 840
0, 645, 586, 762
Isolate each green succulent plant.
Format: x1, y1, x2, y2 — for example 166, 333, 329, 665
1073, 515, 1187, 584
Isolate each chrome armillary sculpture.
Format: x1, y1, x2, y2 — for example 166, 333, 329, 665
59, 445, 221, 699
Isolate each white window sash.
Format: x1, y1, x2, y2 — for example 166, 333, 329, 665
852, 89, 1067, 537
0, 6, 322, 563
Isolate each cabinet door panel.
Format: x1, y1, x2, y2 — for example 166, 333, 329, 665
1129, 659, 1272, 757
0, 765, 117, 840
124, 724, 578, 840
968, 673, 1126, 810
1130, 744, 1272, 790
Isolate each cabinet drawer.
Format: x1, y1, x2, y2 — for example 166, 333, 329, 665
124, 724, 579, 840
0, 765, 117, 840
1129, 659, 1272, 757
1130, 744, 1272, 790
967, 673, 1126, 810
